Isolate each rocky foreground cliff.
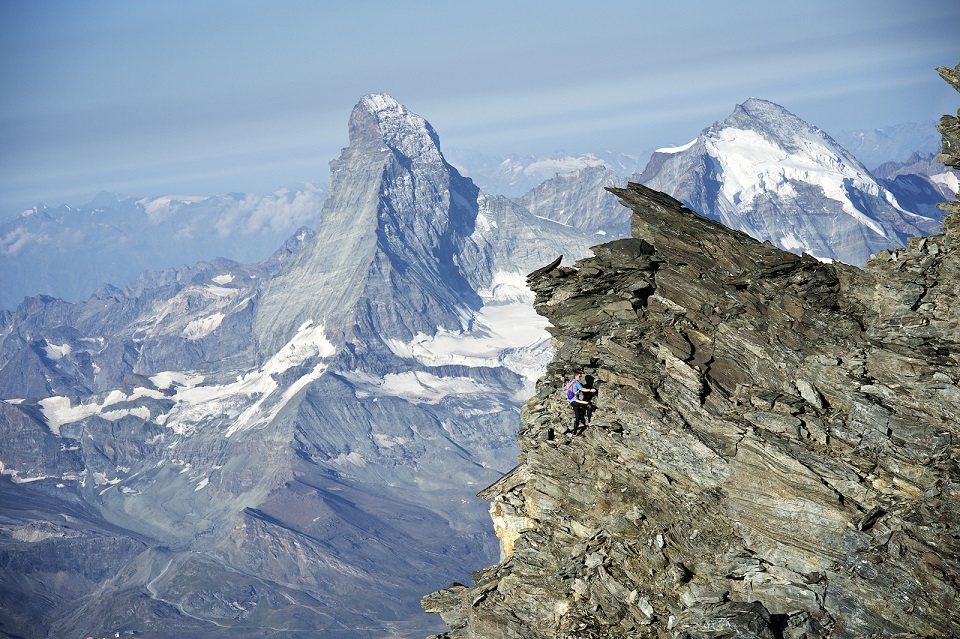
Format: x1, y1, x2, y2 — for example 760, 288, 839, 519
423, 64, 960, 638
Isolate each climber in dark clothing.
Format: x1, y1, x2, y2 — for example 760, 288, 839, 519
580, 374, 598, 427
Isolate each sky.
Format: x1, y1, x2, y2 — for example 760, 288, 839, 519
1, 0, 958, 217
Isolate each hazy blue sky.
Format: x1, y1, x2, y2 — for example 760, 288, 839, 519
1, 0, 957, 214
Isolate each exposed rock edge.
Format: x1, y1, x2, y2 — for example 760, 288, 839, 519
423, 63, 960, 638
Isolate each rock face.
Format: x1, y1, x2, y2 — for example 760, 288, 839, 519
423, 65, 960, 638
638, 98, 943, 266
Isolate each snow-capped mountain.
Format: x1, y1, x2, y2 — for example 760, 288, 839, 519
254, 94, 593, 358
0, 95, 598, 638
445, 147, 647, 197
0, 185, 325, 310
638, 98, 943, 266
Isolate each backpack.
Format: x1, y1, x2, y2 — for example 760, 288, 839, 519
565, 380, 577, 400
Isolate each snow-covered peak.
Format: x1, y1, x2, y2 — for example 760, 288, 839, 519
352, 93, 444, 165
670, 98, 890, 230
719, 98, 854, 163
638, 98, 942, 266
703, 126, 890, 237
655, 139, 697, 154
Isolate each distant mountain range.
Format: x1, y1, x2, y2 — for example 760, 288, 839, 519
0, 93, 955, 637
1, 103, 951, 311
834, 120, 942, 168
444, 148, 647, 197
0, 186, 324, 310
0, 94, 599, 638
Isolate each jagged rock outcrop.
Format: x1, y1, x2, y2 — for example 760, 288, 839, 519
424, 64, 960, 638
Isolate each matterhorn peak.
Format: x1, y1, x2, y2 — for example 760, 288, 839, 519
348, 93, 445, 166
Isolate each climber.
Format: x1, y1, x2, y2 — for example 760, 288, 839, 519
563, 372, 592, 438
580, 374, 598, 426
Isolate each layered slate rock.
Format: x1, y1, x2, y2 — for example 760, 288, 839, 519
424, 64, 960, 638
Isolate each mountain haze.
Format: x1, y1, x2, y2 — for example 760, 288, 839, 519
0, 187, 324, 310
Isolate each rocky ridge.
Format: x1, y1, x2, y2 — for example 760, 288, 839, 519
423, 64, 960, 638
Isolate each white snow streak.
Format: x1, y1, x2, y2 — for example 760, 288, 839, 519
656, 139, 697, 154
43, 342, 72, 360
183, 313, 225, 340
39, 397, 99, 436
931, 171, 960, 195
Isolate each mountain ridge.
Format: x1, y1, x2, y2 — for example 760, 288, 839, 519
422, 62, 960, 639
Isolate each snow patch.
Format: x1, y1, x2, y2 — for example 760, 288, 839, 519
656, 139, 697, 154
39, 397, 100, 436
103, 387, 165, 406
384, 280, 551, 400
165, 320, 336, 437
43, 342, 72, 360
931, 170, 960, 195
212, 274, 234, 285
386, 292, 549, 377
150, 371, 205, 390
475, 211, 498, 233
34, 322, 336, 441
330, 451, 367, 468
380, 371, 486, 404
101, 407, 151, 421
707, 127, 888, 237
373, 433, 406, 449
778, 232, 809, 253
183, 313, 225, 340
204, 285, 239, 298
